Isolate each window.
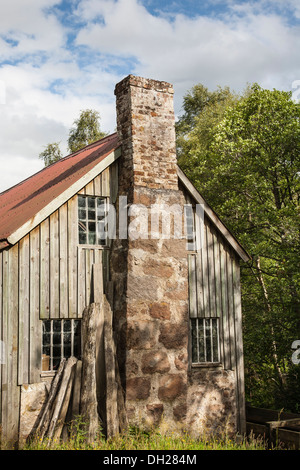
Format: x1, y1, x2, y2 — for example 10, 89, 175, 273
191, 317, 220, 365
78, 195, 107, 246
42, 319, 81, 372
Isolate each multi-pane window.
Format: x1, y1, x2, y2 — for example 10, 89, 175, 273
191, 317, 220, 364
78, 195, 107, 245
42, 319, 81, 372
184, 205, 195, 251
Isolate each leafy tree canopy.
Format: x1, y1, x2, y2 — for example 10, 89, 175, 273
68, 109, 107, 154
39, 109, 107, 166
39, 142, 63, 167
177, 82, 300, 411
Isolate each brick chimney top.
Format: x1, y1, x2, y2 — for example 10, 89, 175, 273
114, 75, 178, 192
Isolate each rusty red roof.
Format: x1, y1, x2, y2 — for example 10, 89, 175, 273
0, 133, 120, 246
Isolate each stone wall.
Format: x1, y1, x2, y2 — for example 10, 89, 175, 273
187, 368, 237, 437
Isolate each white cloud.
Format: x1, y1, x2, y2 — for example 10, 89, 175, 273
75, 0, 300, 93
0, 0, 299, 192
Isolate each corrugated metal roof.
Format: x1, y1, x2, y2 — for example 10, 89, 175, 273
0, 133, 120, 244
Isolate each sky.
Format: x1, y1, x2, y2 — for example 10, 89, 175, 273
0, 0, 299, 193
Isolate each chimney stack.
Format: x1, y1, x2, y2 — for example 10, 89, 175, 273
114, 75, 179, 194
111, 76, 189, 431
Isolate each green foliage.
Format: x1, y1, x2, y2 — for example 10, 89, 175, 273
22, 422, 267, 450
39, 142, 62, 167
177, 82, 300, 412
68, 109, 107, 153
39, 109, 107, 166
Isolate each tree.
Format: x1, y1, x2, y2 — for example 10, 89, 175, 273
176, 84, 240, 187
39, 142, 63, 167
39, 109, 107, 166
68, 109, 107, 153
177, 83, 300, 411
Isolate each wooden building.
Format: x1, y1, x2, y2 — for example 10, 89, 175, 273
0, 75, 250, 446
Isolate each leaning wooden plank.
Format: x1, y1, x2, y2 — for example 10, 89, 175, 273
46, 356, 77, 442
71, 360, 82, 418
32, 358, 66, 439
103, 296, 119, 438
113, 337, 128, 433
52, 359, 77, 441
80, 303, 101, 443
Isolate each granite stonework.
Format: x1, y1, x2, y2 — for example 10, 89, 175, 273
19, 382, 49, 446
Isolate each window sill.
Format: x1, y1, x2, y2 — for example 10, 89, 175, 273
191, 362, 222, 369
78, 244, 108, 249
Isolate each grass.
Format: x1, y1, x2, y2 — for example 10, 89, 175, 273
19, 419, 270, 451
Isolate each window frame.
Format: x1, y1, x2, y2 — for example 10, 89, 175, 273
190, 317, 221, 368
77, 194, 109, 247
41, 319, 81, 373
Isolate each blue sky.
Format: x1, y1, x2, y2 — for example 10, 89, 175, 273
0, 0, 299, 192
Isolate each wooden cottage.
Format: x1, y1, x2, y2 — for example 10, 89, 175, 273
0, 75, 250, 446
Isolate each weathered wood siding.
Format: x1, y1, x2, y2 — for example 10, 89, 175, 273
0, 162, 118, 443
183, 186, 246, 433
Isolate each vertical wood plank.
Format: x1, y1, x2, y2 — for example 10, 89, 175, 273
233, 257, 246, 434
1, 249, 9, 438
93, 174, 101, 196
68, 196, 78, 317
220, 243, 231, 370
207, 221, 216, 316
227, 249, 235, 370
40, 218, 50, 319
29, 227, 42, 383
213, 228, 222, 318
59, 204, 69, 318
102, 249, 109, 288
92, 260, 103, 304
188, 254, 197, 318
18, 236, 30, 385
50, 211, 59, 318
85, 180, 95, 196
195, 252, 204, 317
85, 249, 93, 306
201, 221, 209, 317
101, 167, 110, 197
8, 244, 20, 440
77, 247, 85, 318
110, 162, 118, 203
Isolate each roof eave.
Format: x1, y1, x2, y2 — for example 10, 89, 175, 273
177, 166, 251, 263
6, 146, 122, 246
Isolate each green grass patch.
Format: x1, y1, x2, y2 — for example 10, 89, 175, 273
21, 419, 270, 451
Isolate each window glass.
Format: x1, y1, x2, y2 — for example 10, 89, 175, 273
78, 195, 107, 245
42, 319, 81, 372
191, 317, 220, 364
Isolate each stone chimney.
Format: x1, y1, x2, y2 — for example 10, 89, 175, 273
111, 76, 189, 431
